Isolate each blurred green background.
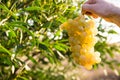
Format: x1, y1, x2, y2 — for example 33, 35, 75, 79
0, 0, 120, 80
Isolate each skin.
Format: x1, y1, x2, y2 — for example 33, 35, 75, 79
82, 0, 120, 26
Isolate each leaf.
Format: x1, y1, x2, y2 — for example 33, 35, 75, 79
0, 3, 12, 14
17, 77, 29, 80
39, 42, 58, 63
57, 15, 67, 23
10, 21, 27, 26
0, 44, 12, 56
39, 42, 49, 51
106, 48, 114, 58
54, 43, 68, 52
24, 6, 41, 11
97, 34, 107, 40
7, 29, 16, 38
28, 56, 37, 64
55, 30, 61, 36
42, 21, 53, 28
42, 51, 55, 64
0, 54, 12, 66
54, 45, 66, 52
108, 29, 118, 34
7, 22, 36, 46
58, 39, 68, 43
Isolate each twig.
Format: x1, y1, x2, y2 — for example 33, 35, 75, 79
17, 0, 34, 8
0, 17, 9, 26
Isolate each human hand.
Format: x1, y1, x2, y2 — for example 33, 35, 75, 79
82, 0, 116, 21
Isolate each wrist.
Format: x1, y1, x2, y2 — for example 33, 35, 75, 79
104, 5, 120, 26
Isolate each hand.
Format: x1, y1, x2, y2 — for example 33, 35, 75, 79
82, 0, 115, 20
82, 0, 120, 26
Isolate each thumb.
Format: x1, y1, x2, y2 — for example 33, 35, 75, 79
82, 4, 94, 14
85, 0, 96, 4
82, 4, 98, 18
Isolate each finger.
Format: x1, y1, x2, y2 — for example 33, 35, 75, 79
82, 10, 98, 18
83, 12, 98, 18
82, 4, 94, 14
85, 0, 96, 4
85, 12, 98, 18
82, 4, 94, 11
85, 12, 92, 15
82, 11, 92, 15
92, 14, 98, 18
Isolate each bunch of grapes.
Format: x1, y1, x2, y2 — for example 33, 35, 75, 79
60, 15, 101, 70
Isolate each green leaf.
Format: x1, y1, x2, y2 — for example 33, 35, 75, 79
0, 3, 13, 15
54, 45, 66, 52
106, 48, 114, 58
17, 76, 29, 80
0, 54, 12, 66
55, 30, 61, 36
10, 21, 27, 26
8, 29, 16, 37
7, 22, 36, 46
54, 43, 68, 52
57, 15, 67, 23
28, 56, 37, 64
24, 6, 41, 11
39, 42, 58, 63
39, 42, 48, 51
0, 44, 12, 56
108, 29, 118, 34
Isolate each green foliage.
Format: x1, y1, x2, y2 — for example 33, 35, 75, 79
95, 20, 120, 69
0, 0, 120, 80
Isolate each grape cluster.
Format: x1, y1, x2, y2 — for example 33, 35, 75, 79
60, 15, 101, 70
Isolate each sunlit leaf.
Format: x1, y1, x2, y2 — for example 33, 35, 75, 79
28, 56, 37, 64
0, 44, 12, 56
108, 29, 118, 34
24, 6, 41, 11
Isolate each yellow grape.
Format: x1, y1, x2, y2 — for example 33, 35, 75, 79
60, 15, 101, 70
